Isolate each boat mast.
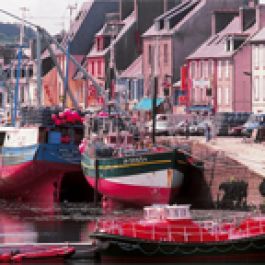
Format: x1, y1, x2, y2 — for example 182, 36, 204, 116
63, 42, 70, 109
12, 47, 22, 126
63, 4, 77, 109
151, 35, 159, 145
36, 29, 42, 106
12, 8, 27, 126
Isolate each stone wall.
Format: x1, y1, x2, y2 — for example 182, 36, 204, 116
189, 141, 264, 209
161, 138, 265, 210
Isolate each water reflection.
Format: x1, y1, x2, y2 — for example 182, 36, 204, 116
0, 200, 100, 245
0, 201, 262, 265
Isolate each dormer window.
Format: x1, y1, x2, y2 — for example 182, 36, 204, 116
225, 35, 246, 52
96, 37, 101, 51
225, 36, 233, 52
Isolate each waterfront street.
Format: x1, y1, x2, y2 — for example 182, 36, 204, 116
185, 136, 265, 177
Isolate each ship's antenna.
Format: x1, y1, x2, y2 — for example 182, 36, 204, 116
19, 7, 30, 46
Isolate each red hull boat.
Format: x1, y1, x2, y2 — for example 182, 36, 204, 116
0, 245, 75, 263
92, 204, 265, 263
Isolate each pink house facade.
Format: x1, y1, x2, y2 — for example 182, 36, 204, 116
142, 0, 245, 114
186, 5, 265, 113
250, 27, 265, 113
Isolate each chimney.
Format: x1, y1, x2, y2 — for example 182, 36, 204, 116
256, 5, 265, 31
164, 0, 168, 13
248, 0, 256, 8
134, 0, 138, 21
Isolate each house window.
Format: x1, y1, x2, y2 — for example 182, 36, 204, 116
261, 44, 265, 68
0, 93, 3, 108
218, 61, 222, 79
189, 62, 193, 77
204, 60, 208, 78
98, 61, 102, 76
201, 87, 206, 102
197, 61, 201, 79
225, 87, 229, 105
225, 60, 229, 79
254, 77, 259, 101
164, 44, 168, 65
201, 61, 205, 78
260, 76, 263, 102
20, 86, 25, 103
190, 61, 196, 78
263, 76, 265, 101
200, 60, 203, 78
208, 59, 214, 77
194, 87, 198, 102
259, 44, 262, 68
91, 61, 95, 75
254, 45, 259, 68
148, 44, 152, 65
218, 87, 222, 105
97, 38, 100, 51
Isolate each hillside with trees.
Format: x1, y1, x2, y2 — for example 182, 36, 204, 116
0, 22, 35, 45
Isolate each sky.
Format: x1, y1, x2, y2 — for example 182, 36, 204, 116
0, 0, 86, 34
1, 0, 265, 34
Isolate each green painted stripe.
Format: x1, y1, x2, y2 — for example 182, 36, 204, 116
81, 152, 174, 178
82, 159, 171, 170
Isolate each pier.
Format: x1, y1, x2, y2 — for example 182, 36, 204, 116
160, 136, 265, 210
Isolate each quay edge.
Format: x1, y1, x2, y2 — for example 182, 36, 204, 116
160, 137, 265, 210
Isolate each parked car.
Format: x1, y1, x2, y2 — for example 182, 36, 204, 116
174, 120, 186, 135
241, 114, 265, 137
146, 114, 176, 135
187, 120, 212, 136
175, 120, 202, 135
187, 120, 200, 135
228, 125, 243, 136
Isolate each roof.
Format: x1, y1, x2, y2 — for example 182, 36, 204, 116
134, 97, 164, 111
188, 16, 255, 60
88, 11, 136, 58
250, 27, 265, 42
143, 0, 202, 37
119, 55, 143, 79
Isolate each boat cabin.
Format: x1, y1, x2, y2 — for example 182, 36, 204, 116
144, 204, 191, 221
104, 131, 134, 149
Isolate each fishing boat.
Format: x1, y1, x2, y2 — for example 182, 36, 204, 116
0, 108, 85, 206
80, 110, 184, 208
92, 204, 265, 263
0, 28, 92, 207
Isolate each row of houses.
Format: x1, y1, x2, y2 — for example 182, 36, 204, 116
2, 0, 265, 118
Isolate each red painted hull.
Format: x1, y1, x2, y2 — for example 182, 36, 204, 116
0, 246, 75, 263
0, 160, 81, 206
86, 176, 180, 206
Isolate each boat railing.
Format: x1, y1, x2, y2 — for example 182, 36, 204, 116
98, 217, 265, 242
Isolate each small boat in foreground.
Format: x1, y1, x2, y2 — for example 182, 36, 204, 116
92, 204, 265, 263
0, 245, 75, 263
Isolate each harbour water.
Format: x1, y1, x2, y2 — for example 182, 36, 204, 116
0, 200, 261, 264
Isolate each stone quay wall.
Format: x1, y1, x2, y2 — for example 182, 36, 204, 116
160, 137, 265, 210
